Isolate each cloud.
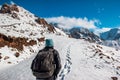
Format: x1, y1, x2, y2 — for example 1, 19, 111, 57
45, 16, 100, 29
45, 16, 113, 36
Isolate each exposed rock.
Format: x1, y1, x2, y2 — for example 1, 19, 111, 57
35, 18, 55, 32
0, 4, 19, 14
11, 12, 19, 19
0, 33, 37, 51
10, 4, 19, 12
96, 44, 102, 49
0, 55, 2, 59
14, 52, 20, 57
28, 40, 37, 46
38, 37, 45, 42
48, 24, 56, 33
111, 77, 118, 80
0, 4, 11, 13
117, 66, 120, 69
4, 56, 9, 60
35, 18, 48, 26
8, 62, 12, 64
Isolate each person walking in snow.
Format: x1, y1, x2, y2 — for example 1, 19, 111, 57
31, 39, 61, 80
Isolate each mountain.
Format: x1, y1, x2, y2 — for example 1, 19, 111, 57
100, 28, 120, 49
101, 40, 120, 50
0, 3, 120, 80
69, 27, 102, 43
49, 22, 120, 50
50, 23, 102, 43
100, 28, 120, 40
0, 3, 66, 67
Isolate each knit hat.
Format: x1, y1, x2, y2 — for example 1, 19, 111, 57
45, 39, 54, 47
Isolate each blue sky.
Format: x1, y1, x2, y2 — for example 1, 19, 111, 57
0, 0, 120, 33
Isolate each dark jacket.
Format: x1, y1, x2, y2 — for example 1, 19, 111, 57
42, 47, 61, 76
34, 47, 61, 79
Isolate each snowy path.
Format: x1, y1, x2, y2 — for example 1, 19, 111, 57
0, 35, 120, 80
59, 43, 72, 80
0, 35, 74, 80
0, 52, 37, 80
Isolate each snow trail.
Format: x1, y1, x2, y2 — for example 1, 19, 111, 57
0, 53, 36, 80
1, 35, 120, 80
59, 43, 72, 80
0, 35, 74, 80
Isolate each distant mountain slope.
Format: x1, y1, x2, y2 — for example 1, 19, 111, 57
50, 23, 102, 43
102, 40, 120, 50
100, 28, 120, 40
69, 27, 102, 43
100, 28, 120, 49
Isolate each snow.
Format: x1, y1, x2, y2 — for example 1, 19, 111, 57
0, 4, 120, 80
0, 5, 48, 39
100, 28, 120, 40
102, 40, 120, 50
0, 34, 120, 80
0, 4, 67, 70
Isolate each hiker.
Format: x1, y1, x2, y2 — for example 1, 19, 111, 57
31, 39, 61, 80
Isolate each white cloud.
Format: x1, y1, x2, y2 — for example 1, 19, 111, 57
45, 16, 113, 36
45, 16, 99, 29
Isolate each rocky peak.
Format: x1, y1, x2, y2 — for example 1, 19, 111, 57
0, 3, 19, 14
35, 18, 55, 33
0, 4, 59, 50
0, 4, 57, 33
69, 27, 102, 43
0, 4, 19, 19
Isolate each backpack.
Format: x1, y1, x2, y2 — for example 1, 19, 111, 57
31, 49, 55, 78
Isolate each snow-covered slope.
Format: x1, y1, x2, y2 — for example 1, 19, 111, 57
69, 27, 102, 43
102, 40, 120, 50
0, 4, 66, 68
100, 28, 120, 40
100, 28, 120, 49
0, 4, 66, 38
0, 34, 120, 80
50, 23, 102, 43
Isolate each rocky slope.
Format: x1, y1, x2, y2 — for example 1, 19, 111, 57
69, 27, 102, 43
0, 3, 65, 66
50, 23, 102, 43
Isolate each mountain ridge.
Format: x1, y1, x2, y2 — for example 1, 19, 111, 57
100, 28, 120, 40
0, 3, 66, 66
